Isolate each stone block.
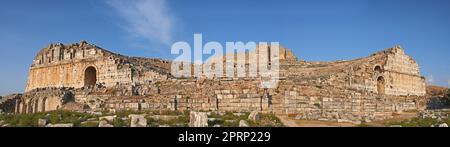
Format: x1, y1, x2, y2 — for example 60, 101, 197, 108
38, 119, 47, 127
239, 120, 249, 127
46, 123, 74, 127
189, 111, 208, 127
99, 120, 114, 127
129, 114, 147, 127
248, 111, 261, 121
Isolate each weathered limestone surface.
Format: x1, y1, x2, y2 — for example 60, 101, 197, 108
26, 41, 170, 93
1, 41, 428, 122
249, 111, 261, 121
189, 111, 208, 127
129, 114, 147, 127
38, 119, 47, 127
239, 120, 250, 127
98, 120, 114, 127
46, 123, 73, 127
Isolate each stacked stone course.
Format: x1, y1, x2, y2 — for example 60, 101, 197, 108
0, 41, 426, 122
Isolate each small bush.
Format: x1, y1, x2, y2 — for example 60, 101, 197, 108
441, 89, 450, 106
145, 113, 189, 127
446, 89, 450, 99
113, 119, 127, 127
357, 123, 374, 127
247, 113, 284, 127
115, 110, 140, 118
80, 122, 98, 127
0, 110, 97, 127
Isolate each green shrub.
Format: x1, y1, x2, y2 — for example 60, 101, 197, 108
115, 110, 140, 118
222, 120, 239, 127
247, 113, 284, 127
0, 110, 97, 127
80, 121, 98, 127
357, 123, 374, 127
446, 89, 450, 98
145, 114, 189, 127
442, 89, 450, 106
113, 119, 127, 127
208, 111, 283, 127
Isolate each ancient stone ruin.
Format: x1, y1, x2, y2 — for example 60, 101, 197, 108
0, 41, 427, 122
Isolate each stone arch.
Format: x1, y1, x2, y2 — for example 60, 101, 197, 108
34, 98, 39, 113
374, 65, 383, 73
377, 76, 385, 95
40, 97, 47, 112
84, 66, 97, 87
20, 100, 26, 114
27, 100, 33, 113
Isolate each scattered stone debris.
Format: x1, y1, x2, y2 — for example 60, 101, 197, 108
233, 112, 245, 117
129, 114, 147, 127
419, 109, 450, 119
87, 118, 97, 121
225, 120, 237, 123
158, 125, 170, 127
99, 116, 116, 122
46, 123, 74, 127
38, 119, 47, 127
98, 120, 114, 127
86, 111, 102, 116
389, 125, 403, 127
148, 115, 179, 121
438, 123, 448, 127
248, 111, 261, 121
239, 120, 249, 127
208, 118, 217, 122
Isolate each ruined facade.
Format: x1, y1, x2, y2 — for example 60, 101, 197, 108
26, 41, 170, 92
0, 41, 427, 122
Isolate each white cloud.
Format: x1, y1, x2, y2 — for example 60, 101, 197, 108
426, 75, 434, 84
107, 0, 174, 45
447, 80, 450, 86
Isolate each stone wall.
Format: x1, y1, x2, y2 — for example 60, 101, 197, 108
383, 46, 426, 96
15, 88, 75, 114
69, 78, 424, 122
26, 41, 171, 92
0, 94, 21, 113
26, 41, 133, 91
7, 41, 428, 122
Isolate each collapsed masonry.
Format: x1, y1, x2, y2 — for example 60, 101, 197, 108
0, 41, 427, 122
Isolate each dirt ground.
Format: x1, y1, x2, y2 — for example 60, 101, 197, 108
278, 112, 417, 127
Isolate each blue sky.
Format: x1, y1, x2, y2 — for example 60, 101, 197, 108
0, 0, 449, 95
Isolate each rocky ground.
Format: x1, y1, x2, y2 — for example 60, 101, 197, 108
1, 87, 448, 127
0, 110, 283, 127
2, 109, 450, 127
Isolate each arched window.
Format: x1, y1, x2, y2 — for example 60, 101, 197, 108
374, 65, 383, 73
84, 66, 97, 87
377, 76, 385, 95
